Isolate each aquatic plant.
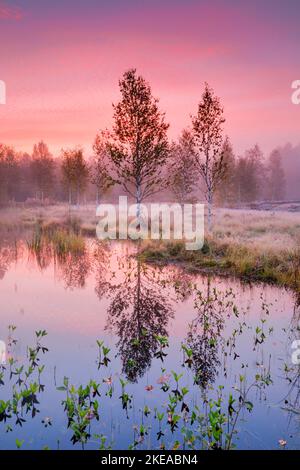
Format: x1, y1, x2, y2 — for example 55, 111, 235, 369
0, 284, 295, 451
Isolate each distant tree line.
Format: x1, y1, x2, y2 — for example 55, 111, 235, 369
0, 69, 287, 211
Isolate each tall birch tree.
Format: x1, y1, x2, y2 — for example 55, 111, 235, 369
191, 83, 226, 231
105, 69, 169, 219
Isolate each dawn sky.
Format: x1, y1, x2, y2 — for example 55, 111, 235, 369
0, 0, 300, 156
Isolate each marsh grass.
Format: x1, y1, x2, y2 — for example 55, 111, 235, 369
26, 224, 43, 252
140, 237, 300, 291
50, 230, 86, 256
27, 223, 86, 258
4, 204, 300, 289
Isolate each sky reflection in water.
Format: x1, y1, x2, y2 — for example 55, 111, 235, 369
0, 238, 299, 450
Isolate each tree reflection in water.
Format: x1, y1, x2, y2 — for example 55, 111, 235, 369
0, 238, 21, 280
186, 279, 227, 389
55, 250, 92, 290
103, 253, 174, 382
93, 240, 113, 299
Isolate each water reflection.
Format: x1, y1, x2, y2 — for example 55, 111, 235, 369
1, 233, 300, 449
0, 239, 20, 280
55, 251, 92, 290
28, 243, 52, 271
94, 240, 113, 299
25, 236, 176, 381
25, 232, 93, 289
105, 256, 174, 382
283, 293, 300, 418
186, 279, 225, 388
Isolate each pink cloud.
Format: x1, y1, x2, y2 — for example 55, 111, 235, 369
0, 0, 299, 156
0, 1, 22, 20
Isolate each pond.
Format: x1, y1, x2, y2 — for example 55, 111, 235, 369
0, 234, 299, 450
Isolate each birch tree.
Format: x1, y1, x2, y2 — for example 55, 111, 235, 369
61, 148, 89, 206
191, 83, 226, 231
235, 145, 265, 203
168, 129, 197, 205
267, 149, 286, 201
31, 141, 54, 202
91, 131, 114, 204
105, 69, 169, 219
215, 137, 236, 206
0, 144, 19, 204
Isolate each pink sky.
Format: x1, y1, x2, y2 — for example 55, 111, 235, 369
0, 0, 300, 157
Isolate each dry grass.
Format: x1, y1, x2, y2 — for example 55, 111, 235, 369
1, 204, 299, 240
213, 208, 300, 252
1, 204, 300, 249
0, 204, 98, 235
140, 207, 300, 291
140, 236, 300, 291
1, 204, 300, 289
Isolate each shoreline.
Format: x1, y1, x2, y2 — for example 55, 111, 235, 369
140, 238, 300, 294
1, 205, 299, 293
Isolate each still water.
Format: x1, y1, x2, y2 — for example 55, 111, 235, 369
0, 237, 299, 450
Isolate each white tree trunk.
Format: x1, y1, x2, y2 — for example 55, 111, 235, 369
207, 191, 213, 233
136, 184, 142, 225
